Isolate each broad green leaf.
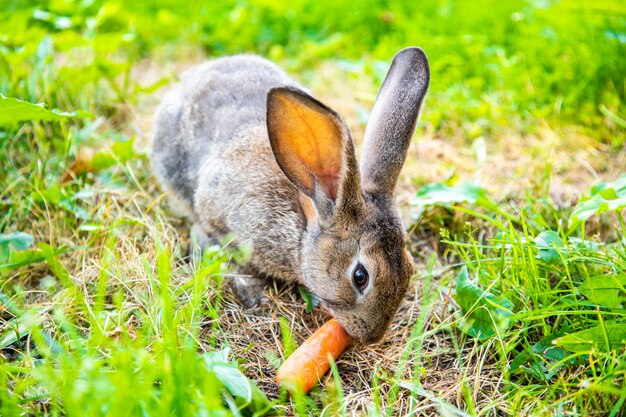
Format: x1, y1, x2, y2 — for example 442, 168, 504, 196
0, 232, 34, 251
89, 138, 140, 170
555, 321, 626, 352
32, 185, 94, 220
510, 331, 571, 381
2, 244, 71, 273
59, 199, 90, 220
36, 184, 64, 206
590, 174, 626, 195
298, 285, 319, 313
455, 267, 514, 340
0, 232, 35, 264
534, 230, 564, 264
569, 174, 626, 227
579, 274, 626, 308
413, 181, 490, 206
0, 235, 62, 272
0, 95, 91, 124
568, 237, 602, 254
1, 249, 47, 272
203, 348, 273, 415
569, 195, 626, 225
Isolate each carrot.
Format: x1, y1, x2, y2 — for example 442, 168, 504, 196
276, 318, 354, 393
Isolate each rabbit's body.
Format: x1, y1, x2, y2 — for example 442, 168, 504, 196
153, 49, 430, 343
152, 56, 304, 282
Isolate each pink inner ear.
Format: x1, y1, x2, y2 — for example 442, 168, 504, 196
294, 149, 342, 202
318, 172, 340, 201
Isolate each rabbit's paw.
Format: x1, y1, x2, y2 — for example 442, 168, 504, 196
227, 275, 269, 308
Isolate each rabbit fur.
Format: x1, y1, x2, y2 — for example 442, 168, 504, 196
152, 49, 430, 343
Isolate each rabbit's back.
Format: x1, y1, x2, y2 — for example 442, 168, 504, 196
151, 55, 294, 214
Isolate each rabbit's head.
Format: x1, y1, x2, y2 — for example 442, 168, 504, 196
267, 48, 430, 343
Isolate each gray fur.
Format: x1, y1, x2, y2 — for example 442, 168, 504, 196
360, 47, 430, 195
152, 50, 430, 344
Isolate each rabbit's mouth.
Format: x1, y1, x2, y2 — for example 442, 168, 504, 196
317, 300, 344, 331
318, 300, 376, 343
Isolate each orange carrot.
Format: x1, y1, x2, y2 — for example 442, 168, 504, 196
276, 318, 354, 393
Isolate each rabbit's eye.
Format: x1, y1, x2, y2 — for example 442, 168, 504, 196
352, 264, 369, 293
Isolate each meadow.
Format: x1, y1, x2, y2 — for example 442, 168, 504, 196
1, 0, 626, 415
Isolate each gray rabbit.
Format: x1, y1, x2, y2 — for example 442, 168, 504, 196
152, 48, 429, 343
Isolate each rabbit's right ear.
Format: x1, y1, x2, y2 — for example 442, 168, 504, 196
267, 87, 360, 215
360, 47, 430, 196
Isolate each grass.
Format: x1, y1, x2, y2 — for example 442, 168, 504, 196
1, 0, 626, 415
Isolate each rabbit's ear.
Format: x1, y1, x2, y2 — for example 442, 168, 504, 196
267, 87, 360, 211
360, 47, 430, 196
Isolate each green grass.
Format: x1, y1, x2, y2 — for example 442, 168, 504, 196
0, 242, 274, 416
431, 196, 626, 414
1, 0, 626, 415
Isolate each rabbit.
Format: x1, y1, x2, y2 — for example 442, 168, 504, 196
151, 47, 430, 344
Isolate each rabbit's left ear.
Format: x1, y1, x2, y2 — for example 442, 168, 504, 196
267, 86, 361, 216
360, 47, 430, 196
